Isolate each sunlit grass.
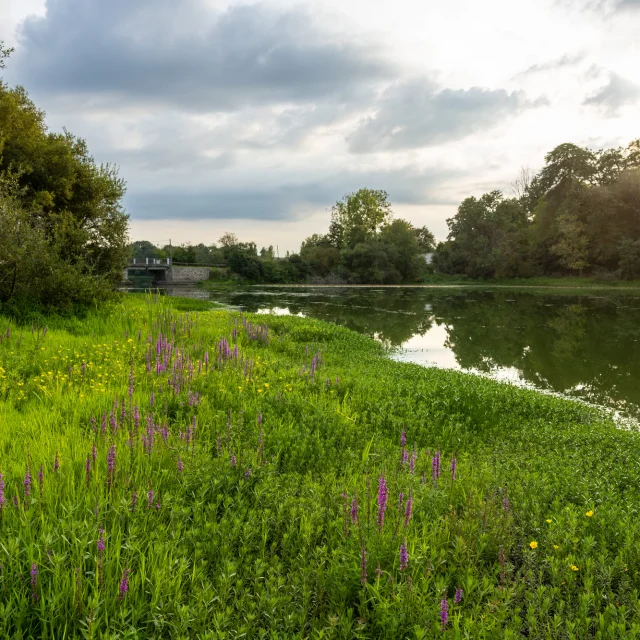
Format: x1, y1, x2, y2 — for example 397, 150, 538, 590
1, 293, 640, 637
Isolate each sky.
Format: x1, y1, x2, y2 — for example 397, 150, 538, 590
0, 0, 639, 252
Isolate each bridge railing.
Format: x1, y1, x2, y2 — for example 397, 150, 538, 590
129, 258, 172, 266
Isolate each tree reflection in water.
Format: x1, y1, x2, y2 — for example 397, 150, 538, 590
211, 287, 640, 419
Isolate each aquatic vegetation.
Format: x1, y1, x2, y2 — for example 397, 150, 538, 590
1, 293, 640, 636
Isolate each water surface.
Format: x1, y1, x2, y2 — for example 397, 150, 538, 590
133, 286, 640, 420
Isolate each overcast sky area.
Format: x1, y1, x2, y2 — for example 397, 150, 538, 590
1, 0, 639, 252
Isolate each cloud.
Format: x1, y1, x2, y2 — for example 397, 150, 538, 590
513, 52, 586, 79
583, 72, 640, 114
125, 166, 462, 221
12, 0, 393, 112
347, 79, 540, 153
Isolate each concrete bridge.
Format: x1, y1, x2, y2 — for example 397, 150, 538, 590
123, 258, 212, 284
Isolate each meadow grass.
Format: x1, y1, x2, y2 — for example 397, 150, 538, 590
0, 294, 639, 638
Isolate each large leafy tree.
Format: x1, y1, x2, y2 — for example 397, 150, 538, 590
0, 50, 129, 309
329, 188, 393, 249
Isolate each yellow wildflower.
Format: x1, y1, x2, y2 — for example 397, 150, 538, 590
553, 545, 559, 550
571, 565, 579, 571
529, 541, 538, 549
586, 510, 594, 517
546, 519, 552, 524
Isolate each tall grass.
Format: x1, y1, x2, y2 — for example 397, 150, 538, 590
0, 293, 639, 637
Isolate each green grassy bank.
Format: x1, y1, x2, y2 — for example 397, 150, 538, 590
1, 295, 639, 638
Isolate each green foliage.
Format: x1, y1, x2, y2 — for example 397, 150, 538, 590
330, 188, 394, 249
438, 139, 640, 280
1, 296, 640, 636
0, 72, 128, 311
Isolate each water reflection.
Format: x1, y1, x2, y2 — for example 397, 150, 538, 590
132, 286, 640, 419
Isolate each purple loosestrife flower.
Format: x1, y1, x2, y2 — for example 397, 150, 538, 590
118, 568, 130, 599
150, 392, 155, 408
398, 492, 404, 512
177, 457, 183, 473
24, 466, 32, 501
92, 444, 97, 466
101, 414, 107, 436
147, 489, 154, 509
131, 490, 138, 511
245, 468, 252, 478
432, 451, 441, 482
107, 445, 116, 490
361, 546, 367, 584
399, 542, 408, 571
440, 598, 449, 630
30, 563, 39, 602
85, 455, 91, 486
350, 495, 358, 524
231, 454, 237, 467
0, 472, 4, 509
97, 529, 105, 554
400, 430, 407, 447
404, 495, 413, 528
128, 370, 135, 398
54, 452, 60, 472
454, 587, 463, 604
401, 448, 409, 465
451, 456, 457, 481
377, 475, 389, 532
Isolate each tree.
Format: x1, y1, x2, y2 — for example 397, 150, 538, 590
537, 143, 597, 195
219, 232, 239, 248
330, 189, 393, 249
439, 191, 531, 279
511, 166, 535, 201
0, 72, 129, 309
414, 226, 436, 252
0, 41, 14, 70
550, 210, 589, 273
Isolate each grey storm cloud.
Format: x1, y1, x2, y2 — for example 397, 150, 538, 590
11, 0, 394, 111
347, 79, 541, 153
124, 166, 461, 221
583, 72, 640, 114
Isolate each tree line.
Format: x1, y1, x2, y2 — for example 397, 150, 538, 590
435, 139, 640, 279
133, 189, 436, 285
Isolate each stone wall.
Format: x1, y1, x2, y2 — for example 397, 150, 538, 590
166, 266, 211, 283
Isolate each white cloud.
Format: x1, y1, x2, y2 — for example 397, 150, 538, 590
1, 0, 638, 252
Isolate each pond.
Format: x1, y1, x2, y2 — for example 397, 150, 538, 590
130, 286, 640, 421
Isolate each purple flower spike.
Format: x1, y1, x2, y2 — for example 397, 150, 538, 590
118, 568, 130, 599
53, 452, 60, 473
361, 546, 367, 584
451, 456, 457, 481
440, 598, 449, 630
399, 541, 408, 571
400, 430, 407, 447
177, 457, 183, 473
454, 587, 463, 604
404, 495, 413, 528
24, 466, 32, 501
97, 529, 105, 554
0, 472, 5, 509
377, 475, 388, 532
432, 451, 441, 482
350, 494, 358, 524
